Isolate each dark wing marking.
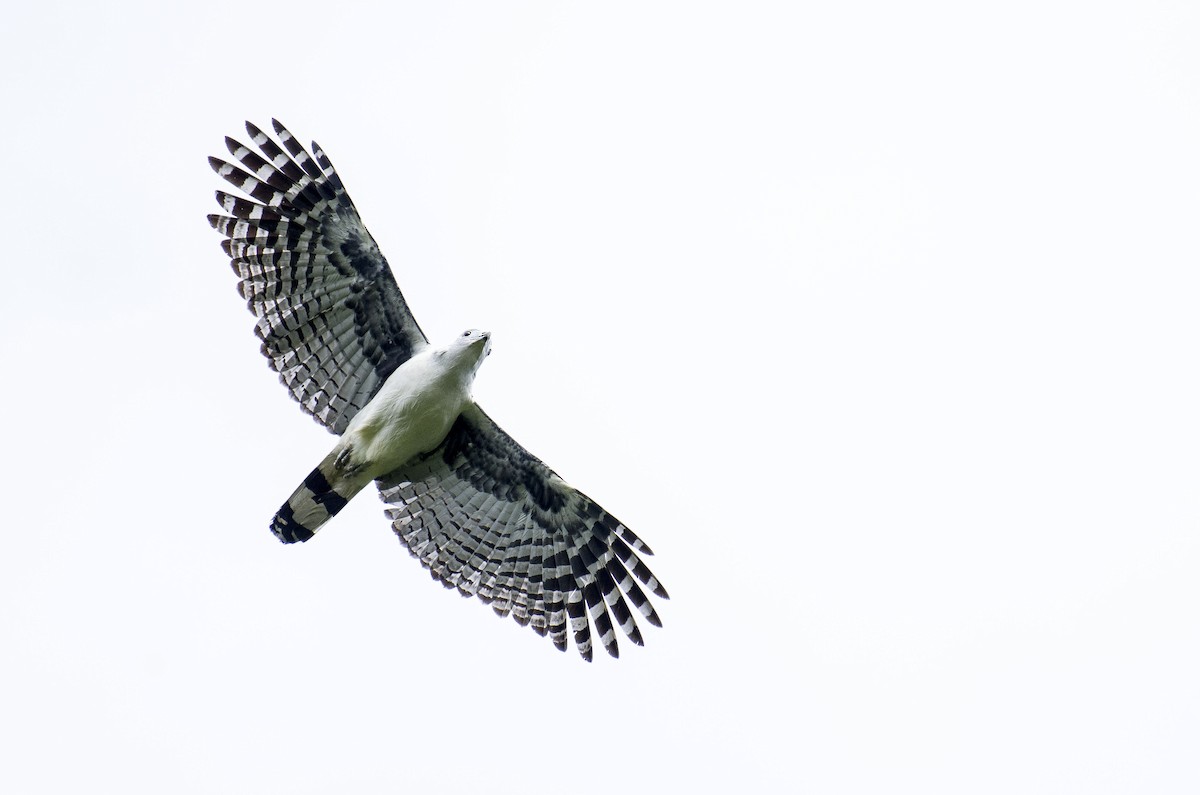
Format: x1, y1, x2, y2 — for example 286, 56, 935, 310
208, 120, 428, 434
376, 403, 668, 661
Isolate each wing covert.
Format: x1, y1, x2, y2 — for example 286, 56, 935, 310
208, 120, 428, 433
376, 403, 668, 661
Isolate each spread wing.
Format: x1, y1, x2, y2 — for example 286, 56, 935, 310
208, 120, 428, 434
377, 403, 669, 661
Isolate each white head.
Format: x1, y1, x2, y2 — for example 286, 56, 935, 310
442, 328, 492, 378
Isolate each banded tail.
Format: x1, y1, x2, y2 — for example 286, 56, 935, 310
271, 453, 365, 543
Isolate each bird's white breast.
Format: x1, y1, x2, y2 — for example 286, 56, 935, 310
340, 349, 471, 479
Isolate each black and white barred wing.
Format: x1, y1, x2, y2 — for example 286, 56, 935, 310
377, 403, 668, 661
208, 120, 428, 434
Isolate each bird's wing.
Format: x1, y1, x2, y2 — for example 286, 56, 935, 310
208, 120, 428, 434
376, 403, 668, 661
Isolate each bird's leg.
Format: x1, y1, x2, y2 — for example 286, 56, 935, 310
334, 444, 364, 476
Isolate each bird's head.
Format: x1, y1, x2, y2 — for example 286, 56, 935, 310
446, 328, 492, 376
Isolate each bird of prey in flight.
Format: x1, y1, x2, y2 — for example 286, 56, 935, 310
208, 120, 667, 660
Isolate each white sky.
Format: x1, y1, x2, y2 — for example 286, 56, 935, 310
2, 1, 1198, 792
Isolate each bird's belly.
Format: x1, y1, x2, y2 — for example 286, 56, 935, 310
344, 365, 466, 478
369, 397, 457, 470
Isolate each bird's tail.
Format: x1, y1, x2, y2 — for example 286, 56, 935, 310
270, 452, 365, 544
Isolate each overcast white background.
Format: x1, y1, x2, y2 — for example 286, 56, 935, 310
2, 1, 1198, 792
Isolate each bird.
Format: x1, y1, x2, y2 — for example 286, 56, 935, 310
207, 120, 667, 660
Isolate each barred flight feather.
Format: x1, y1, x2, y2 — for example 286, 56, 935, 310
377, 403, 668, 659
209, 120, 427, 435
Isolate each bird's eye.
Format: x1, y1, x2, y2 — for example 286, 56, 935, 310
462, 330, 471, 337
